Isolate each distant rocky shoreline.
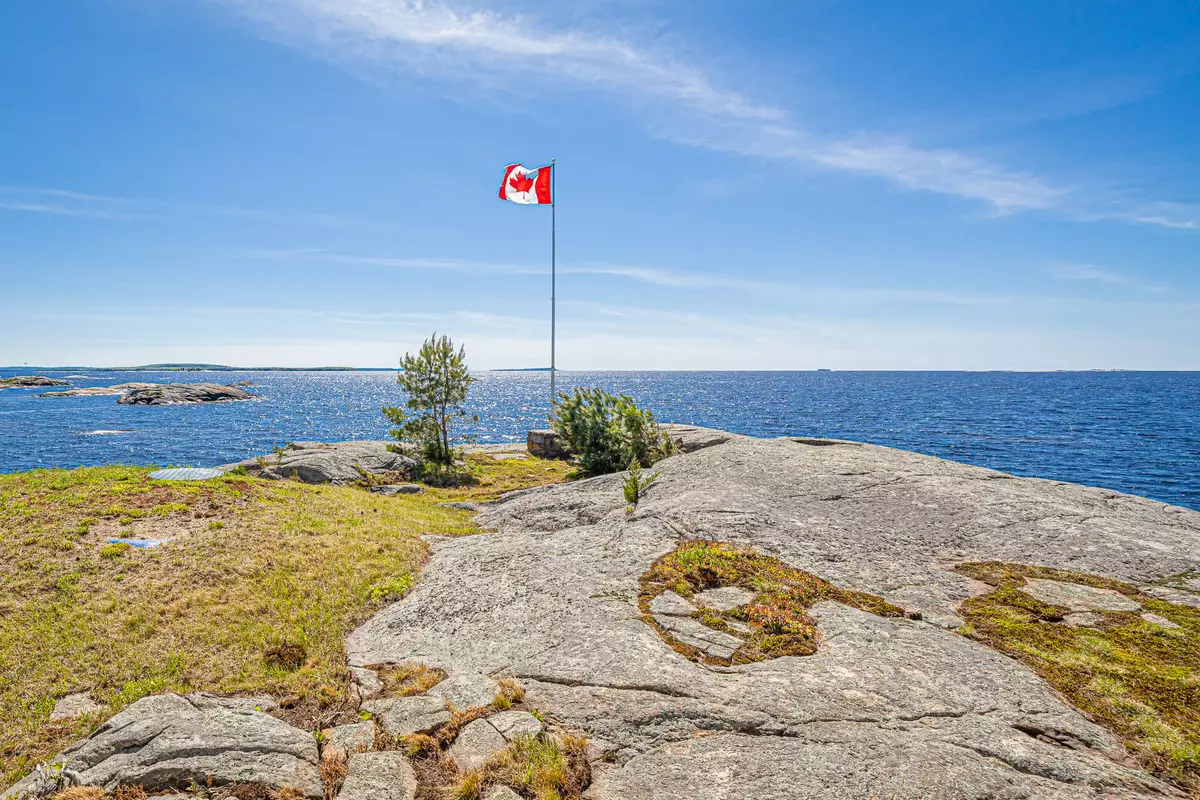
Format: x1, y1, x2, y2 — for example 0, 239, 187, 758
0, 375, 256, 405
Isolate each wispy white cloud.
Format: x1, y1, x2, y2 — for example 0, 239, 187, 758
1050, 263, 1168, 292
213, 0, 1195, 229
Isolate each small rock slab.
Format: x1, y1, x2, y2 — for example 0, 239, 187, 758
648, 591, 694, 617
1141, 612, 1181, 629
485, 788, 523, 800
1063, 611, 1102, 628
363, 695, 450, 737
149, 467, 225, 481
338, 751, 416, 800
350, 666, 382, 700
1139, 585, 1200, 608
486, 711, 542, 742
49, 692, 102, 721
1021, 579, 1141, 612
449, 719, 509, 773
370, 484, 424, 496
50, 693, 321, 797
323, 722, 377, 758
693, 586, 756, 611
488, 453, 529, 461
653, 615, 744, 660
428, 672, 499, 710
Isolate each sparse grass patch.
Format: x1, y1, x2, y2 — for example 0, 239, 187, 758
956, 561, 1200, 793
639, 540, 906, 664
460, 732, 590, 800
423, 453, 574, 503
375, 663, 447, 697
0, 458, 566, 789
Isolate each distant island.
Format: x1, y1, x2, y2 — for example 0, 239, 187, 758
2, 364, 373, 372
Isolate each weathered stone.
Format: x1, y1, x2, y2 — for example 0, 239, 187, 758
1141, 612, 1180, 629
117, 383, 254, 405
38, 693, 321, 798
349, 667, 382, 699
692, 586, 755, 611
488, 453, 529, 461
346, 432, 1200, 798
323, 722, 376, 757
427, 672, 499, 710
0, 376, 69, 388
448, 719, 508, 773
337, 752, 416, 800
659, 424, 742, 453
49, 693, 102, 721
652, 614, 743, 660
483, 788, 522, 800
486, 711, 542, 742
526, 429, 568, 459
220, 441, 417, 485
1139, 584, 1200, 608
370, 484, 424, 496
647, 591, 694, 616
1022, 578, 1142, 612
363, 696, 450, 737
1063, 611, 1103, 627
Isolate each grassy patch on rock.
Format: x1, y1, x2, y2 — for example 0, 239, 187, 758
639, 540, 905, 664
956, 561, 1200, 792
0, 457, 566, 789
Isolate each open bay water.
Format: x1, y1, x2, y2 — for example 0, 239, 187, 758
1, 369, 1197, 510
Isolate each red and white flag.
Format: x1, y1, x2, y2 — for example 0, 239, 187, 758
499, 163, 552, 205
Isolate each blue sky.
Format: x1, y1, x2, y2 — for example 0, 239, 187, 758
1, 0, 1197, 369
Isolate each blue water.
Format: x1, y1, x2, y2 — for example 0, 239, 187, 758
1, 369, 1197, 510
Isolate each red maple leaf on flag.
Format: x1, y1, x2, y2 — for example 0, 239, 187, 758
508, 170, 535, 193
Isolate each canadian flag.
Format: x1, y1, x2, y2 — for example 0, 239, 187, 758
499, 163, 552, 205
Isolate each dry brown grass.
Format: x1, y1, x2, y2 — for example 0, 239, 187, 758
375, 663, 447, 697
0, 458, 567, 790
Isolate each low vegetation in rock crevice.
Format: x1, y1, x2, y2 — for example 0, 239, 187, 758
639, 540, 907, 664
955, 561, 1200, 793
0, 457, 568, 790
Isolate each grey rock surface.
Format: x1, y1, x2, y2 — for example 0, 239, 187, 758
44, 693, 321, 797
221, 441, 417, 484
48, 692, 103, 721
427, 672, 499, 710
448, 718, 508, 772
347, 431, 1200, 797
117, 383, 254, 406
324, 721, 377, 757
338, 752, 416, 800
1139, 584, 1200, 608
484, 788, 523, 800
659, 424, 743, 453
363, 695, 449, 737
37, 383, 159, 397
693, 586, 755, 611
1022, 578, 1142, 612
647, 590, 694, 616
487, 711, 542, 742
370, 484, 424, 496
1141, 612, 1181, 629
349, 666, 383, 700
652, 614, 743, 660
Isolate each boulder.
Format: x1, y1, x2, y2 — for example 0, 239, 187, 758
337, 752, 416, 800
221, 441, 417, 485
17, 693, 321, 798
347, 431, 1200, 799
526, 429, 568, 459
361, 696, 449, 737
117, 383, 254, 405
659, 423, 742, 453
0, 376, 70, 388
484, 788, 523, 800
486, 711, 542, 742
369, 484, 424, 496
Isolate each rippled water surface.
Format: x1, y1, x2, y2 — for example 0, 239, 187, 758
1, 369, 1197, 509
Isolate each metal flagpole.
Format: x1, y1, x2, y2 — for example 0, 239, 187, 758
550, 158, 556, 406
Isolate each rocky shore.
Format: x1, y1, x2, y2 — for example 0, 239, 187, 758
0, 376, 69, 388
5, 426, 1199, 800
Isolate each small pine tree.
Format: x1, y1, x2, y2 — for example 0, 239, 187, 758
382, 333, 477, 466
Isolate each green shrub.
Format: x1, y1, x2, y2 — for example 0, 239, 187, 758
550, 388, 674, 476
